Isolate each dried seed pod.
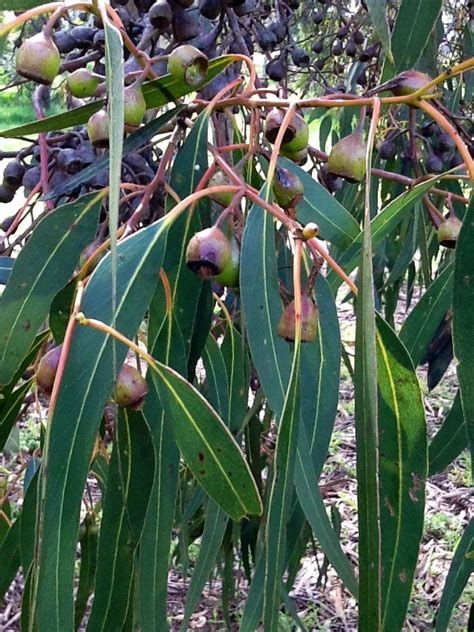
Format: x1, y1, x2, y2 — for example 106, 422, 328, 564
277, 295, 319, 342
16, 32, 61, 85
3, 160, 25, 190
149, 0, 173, 31
266, 55, 287, 82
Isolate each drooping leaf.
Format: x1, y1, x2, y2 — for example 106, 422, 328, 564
452, 198, 474, 477
365, 0, 393, 63
0, 256, 14, 285
400, 263, 454, 366
0, 380, 33, 451
150, 360, 262, 521
262, 342, 301, 630
376, 316, 427, 632
382, 0, 443, 79
87, 409, 154, 631
434, 519, 474, 632
429, 392, 467, 476
0, 192, 102, 386
33, 216, 169, 632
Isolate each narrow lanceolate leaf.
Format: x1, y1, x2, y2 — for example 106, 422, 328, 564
163, 109, 211, 354
139, 314, 186, 632
0, 256, 14, 285
376, 316, 427, 632
33, 217, 169, 632
329, 178, 444, 291
0, 57, 233, 137
0, 517, 21, 602
202, 335, 229, 421
429, 392, 467, 476
75, 515, 99, 630
151, 361, 262, 521
452, 198, 474, 478
221, 326, 249, 433
280, 158, 360, 250
263, 343, 300, 630
435, 519, 474, 632
365, 0, 393, 63
354, 139, 381, 630
0, 192, 102, 385
0, 380, 33, 451
87, 410, 154, 631
400, 263, 454, 366
382, 0, 443, 79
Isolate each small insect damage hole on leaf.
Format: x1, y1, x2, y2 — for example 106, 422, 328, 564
199, 469, 206, 476
198, 451, 205, 461
409, 473, 424, 503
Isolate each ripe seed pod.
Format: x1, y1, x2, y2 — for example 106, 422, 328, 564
168, 45, 209, 88
124, 84, 146, 127
266, 55, 287, 82
390, 70, 434, 97
36, 344, 63, 393
437, 216, 462, 249
327, 130, 367, 183
199, 0, 222, 20
186, 226, 232, 278
272, 166, 304, 209
22, 166, 41, 193
16, 32, 61, 85
173, 7, 200, 42
0, 185, 15, 204
312, 40, 323, 54
290, 47, 310, 67
55, 148, 83, 174
265, 110, 309, 152
114, 363, 149, 409
67, 68, 103, 98
378, 139, 397, 160
3, 160, 25, 190
277, 295, 319, 342
87, 108, 109, 147
425, 152, 444, 173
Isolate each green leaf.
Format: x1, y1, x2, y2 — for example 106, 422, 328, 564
435, 519, 474, 632
150, 359, 262, 521
202, 334, 229, 421
0, 57, 233, 137
376, 316, 427, 632
163, 109, 211, 357
0, 380, 33, 451
329, 178, 444, 290
382, 0, 443, 79
75, 515, 99, 630
262, 343, 301, 629
139, 312, 186, 632
0, 0, 47, 7
0, 192, 102, 386
33, 216, 169, 632
280, 158, 360, 250
221, 325, 249, 433
354, 151, 381, 630
429, 392, 467, 476
452, 197, 474, 478
365, 0, 393, 63
0, 516, 21, 602
400, 263, 454, 366
87, 409, 154, 631
0, 256, 14, 285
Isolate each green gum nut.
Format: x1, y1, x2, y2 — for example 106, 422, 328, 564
280, 113, 309, 152
36, 344, 63, 393
186, 226, 232, 279
16, 32, 61, 85
214, 238, 240, 289
327, 131, 367, 182
437, 216, 462, 249
279, 146, 308, 165
168, 45, 209, 88
87, 108, 110, 148
114, 363, 149, 409
391, 70, 434, 97
208, 171, 235, 207
124, 84, 147, 127
272, 166, 304, 209
67, 68, 103, 98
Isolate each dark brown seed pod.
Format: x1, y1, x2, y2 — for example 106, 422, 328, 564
3, 161, 25, 190
149, 0, 173, 31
